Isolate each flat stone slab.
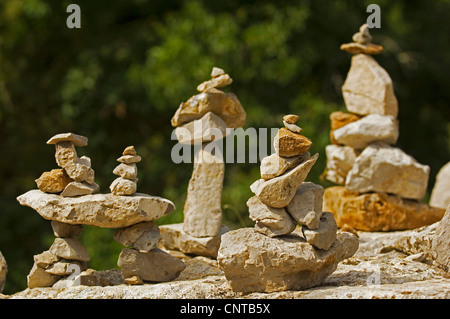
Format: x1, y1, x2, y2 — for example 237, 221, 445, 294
17, 190, 175, 228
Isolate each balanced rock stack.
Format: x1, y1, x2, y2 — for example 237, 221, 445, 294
110, 146, 140, 196
217, 115, 359, 293
323, 24, 445, 231
18, 134, 183, 288
160, 67, 246, 258
36, 133, 99, 197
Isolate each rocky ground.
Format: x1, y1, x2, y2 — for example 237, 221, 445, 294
2, 225, 449, 299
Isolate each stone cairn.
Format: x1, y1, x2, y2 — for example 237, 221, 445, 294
217, 116, 359, 293
17, 134, 184, 288
323, 24, 445, 231
160, 67, 246, 258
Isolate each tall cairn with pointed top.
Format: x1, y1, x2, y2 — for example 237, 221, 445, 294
323, 24, 445, 231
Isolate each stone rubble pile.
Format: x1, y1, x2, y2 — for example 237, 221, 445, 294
217, 115, 359, 293
160, 67, 246, 258
17, 136, 184, 288
323, 24, 445, 231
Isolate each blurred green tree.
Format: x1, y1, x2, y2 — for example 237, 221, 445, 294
0, 0, 448, 294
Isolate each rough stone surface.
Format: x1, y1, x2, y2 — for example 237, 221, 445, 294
183, 145, 224, 237
283, 121, 303, 134
117, 155, 141, 164
323, 186, 445, 231
49, 238, 90, 262
17, 190, 175, 228
118, 248, 186, 282
333, 114, 399, 149
122, 146, 136, 156
274, 128, 312, 157
175, 111, 228, 144
46, 133, 88, 147
114, 222, 161, 253
247, 196, 296, 237
325, 145, 357, 185
340, 42, 384, 55
432, 205, 450, 271
196, 74, 233, 92
211, 67, 225, 78
286, 182, 324, 229
113, 163, 137, 179
110, 177, 137, 196
33, 251, 59, 268
430, 162, 450, 209
217, 227, 358, 293
61, 181, 99, 197
45, 259, 88, 276
0, 251, 6, 293
302, 212, 337, 250
27, 263, 61, 289
250, 153, 318, 208
283, 114, 299, 124
345, 142, 430, 200
260, 152, 310, 180
54, 142, 95, 184
7, 228, 450, 299
342, 54, 398, 117
159, 223, 230, 258
329, 111, 361, 144
35, 169, 73, 194
51, 221, 83, 238
171, 90, 246, 128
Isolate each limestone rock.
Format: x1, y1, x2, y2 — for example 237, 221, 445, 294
247, 196, 296, 237
274, 128, 312, 157
17, 190, 175, 228
55, 142, 95, 184
340, 42, 384, 55
45, 259, 88, 276
51, 221, 83, 238
217, 227, 358, 293
430, 162, 450, 209
114, 222, 161, 253
323, 186, 445, 231
183, 145, 224, 237
175, 111, 228, 144
110, 177, 137, 196
33, 250, 59, 268
342, 54, 398, 117
122, 146, 136, 156
0, 251, 7, 293
211, 67, 225, 78
432, 205, 450, 272
283, 114, 299, 124
160, 223, 229, 258
324, 145, 357, 185
171, 90, 246, 128
113, 163, 137, 179
117, 155, 141, 164
27, 263, 61, 288
60, 181, 99, 197
47, 133, 88, 147
118, 248, 186, 282
35, 169, 72, 193
352, 24, 372, 45
197, 74, 233, 92
250, 153, 318, 208
333, 114, 399, 149
302, 212, 337, 250
329, 111, 361, 144
345, 142, 430, 200
260, 152, 310, 180
286, 182, 324, 229
49, 238, 90, 262
283, 121, 303, 134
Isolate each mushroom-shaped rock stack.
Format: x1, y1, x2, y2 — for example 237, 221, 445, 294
323, 24, 445, 231
160, 67, 246, 258
17, 135, 183, 288
217, 115, 359, 293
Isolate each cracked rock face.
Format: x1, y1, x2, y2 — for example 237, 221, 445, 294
217, 227, 359, 293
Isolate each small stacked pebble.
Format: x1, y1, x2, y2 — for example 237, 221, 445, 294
110, 146, 141, 196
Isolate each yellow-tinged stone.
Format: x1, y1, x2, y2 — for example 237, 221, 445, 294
274, 128, 312, 157
35, 169, 73, 193
323, 186, 445, 231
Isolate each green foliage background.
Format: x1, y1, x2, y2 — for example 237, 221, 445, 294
0, 0, 448, 294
